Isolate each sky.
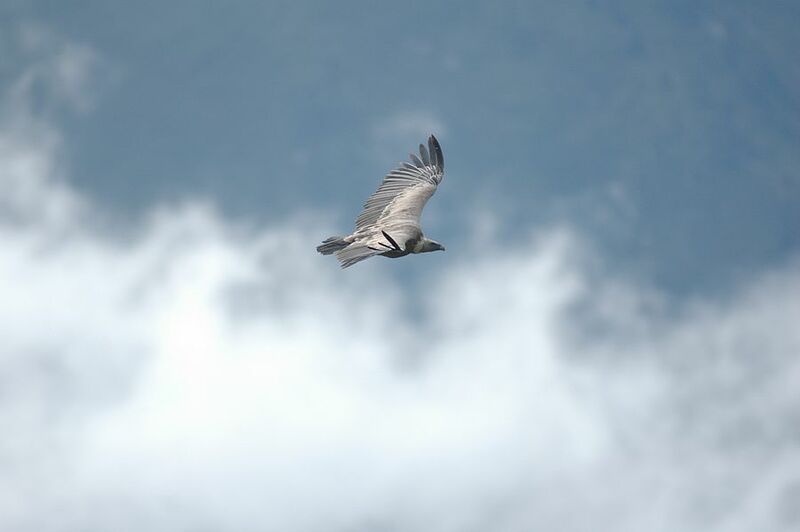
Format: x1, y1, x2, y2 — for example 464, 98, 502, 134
1, 2, 799, 531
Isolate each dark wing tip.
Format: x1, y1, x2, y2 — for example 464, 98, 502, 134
418, 143, 430, 165
428, 134, 444, 173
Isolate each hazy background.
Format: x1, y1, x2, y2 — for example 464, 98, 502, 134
1, 1, 799, 531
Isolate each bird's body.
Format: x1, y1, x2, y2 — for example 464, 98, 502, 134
317, 135, 446, 268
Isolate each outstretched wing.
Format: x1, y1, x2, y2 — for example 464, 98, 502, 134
354, 135, 444, 232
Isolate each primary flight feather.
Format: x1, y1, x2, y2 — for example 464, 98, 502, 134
317, 135, 446, 268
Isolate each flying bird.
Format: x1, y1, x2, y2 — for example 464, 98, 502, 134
317, 135, 446, 268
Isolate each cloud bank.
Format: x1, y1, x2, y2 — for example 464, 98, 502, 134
1, 30, 799, 532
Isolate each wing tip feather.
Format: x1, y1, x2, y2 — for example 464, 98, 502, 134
427, 134, 443, 172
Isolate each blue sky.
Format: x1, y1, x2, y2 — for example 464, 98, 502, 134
6, 0, 799, 293
1, 2, 799, 531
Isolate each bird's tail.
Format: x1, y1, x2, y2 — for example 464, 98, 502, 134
316, 236, 349, 255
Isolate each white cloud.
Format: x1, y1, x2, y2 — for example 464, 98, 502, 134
9, 23, 103, 114
1, 30, 799, 532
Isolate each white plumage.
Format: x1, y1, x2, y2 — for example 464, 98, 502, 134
317, 135, 446, 268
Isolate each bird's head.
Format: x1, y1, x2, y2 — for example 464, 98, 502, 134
421, 238, 445, 253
